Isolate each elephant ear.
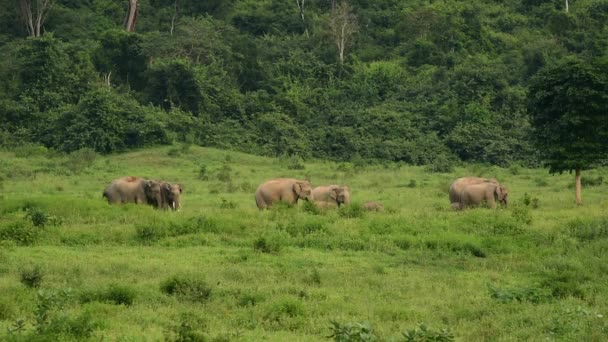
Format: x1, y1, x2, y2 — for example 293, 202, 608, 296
163, 183, 171, 191
329, 188, 338, 201
494, 184, 503, 198
293, 182, 302, 196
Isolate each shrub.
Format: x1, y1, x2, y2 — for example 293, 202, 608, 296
219, 198, 237, 209
284, 154, 306, 170
0, 221, 41, 246
20, 265, 44, 288
253, 237, 282, 254
198, 163, 209, 180
338, 204, 365, 219
237, 291, 265, 307
511, 204, 532, 225
302, 201, 321, 215
284, 220, 326, 237
13, 144, 49, 158
566, 217, 608, 241
105, 284, 136, 306
488, 283, 550, 304
216, 163, 232, 182
263, 298, 306, 330
541, 260, 589, 299
424, 154, 455, 173
402, 323, 455, 342
327, 320, 378, 342
303, 268, 321, 286
64, 148, 96, 173
135, 223, 167, 244
406, 179, 417, 188
161, 274, 212, 303
534, 177, 548, 187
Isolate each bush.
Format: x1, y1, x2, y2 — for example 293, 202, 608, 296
284, 154, 306, 170
161, 274, 212, 303
216, 163, 232, 182
13, 144, 49, 158
253, 237, 282, 254
20, 265, 44, 288
424, 154, 455, 173
338, 204, 365, 219
488, 283, 550, 304
0, 221, 41, 246
402, 323, 455, 342
64, 148, 96, 173
105, 284, 136, 306
135, 223, 167, 244
198, 164, 209, 180
327, 320, 378, 342
566, 217, 608, 241
219, 198, 237, 209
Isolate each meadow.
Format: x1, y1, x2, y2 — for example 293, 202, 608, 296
0, 144, 607, 341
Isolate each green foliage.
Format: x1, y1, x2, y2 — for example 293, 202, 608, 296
528, 58, 608, 174
338, 204, 365, 219
20, 265, 44, 288
488, 283, 550, 304
566, 217, 608, 241
328, 320, 378, 342
0, 221, 41, 246
161, 274, 212, 303
402, 323, 455, 342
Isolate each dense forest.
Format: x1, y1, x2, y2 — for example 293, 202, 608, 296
0, 0, 606, 167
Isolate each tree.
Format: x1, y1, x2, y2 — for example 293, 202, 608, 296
328, 1, 357, 64
528, 58, 608, 204
124, 0, 138, 32
18, 0, 53, 37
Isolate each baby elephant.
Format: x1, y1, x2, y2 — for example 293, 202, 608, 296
362, 201, 384, 212
457, 182, 508, 210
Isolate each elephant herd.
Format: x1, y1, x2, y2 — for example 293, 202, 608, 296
102, 175, 508, 212
103, 176, 182, 210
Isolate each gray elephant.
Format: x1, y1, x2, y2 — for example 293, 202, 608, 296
449, 177, 499, 205
457, 182, 508, 209
103, 176, 163, 208
362, 201, 384, 212
255, 178, 313, 209
312, 185, 350, 208
160, 181, 183, 210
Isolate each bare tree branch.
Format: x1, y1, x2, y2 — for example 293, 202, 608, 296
124, 0, 138, 32
328, 1, 357, 64
18, 0, 53, 37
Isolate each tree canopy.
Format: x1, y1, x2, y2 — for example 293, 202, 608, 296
0, 0, 606, 167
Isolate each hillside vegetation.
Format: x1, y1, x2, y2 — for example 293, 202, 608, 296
1, 0, 607, 166
0, 145, 607, 340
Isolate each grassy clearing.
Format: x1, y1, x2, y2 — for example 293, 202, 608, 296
0, 145, 607, 341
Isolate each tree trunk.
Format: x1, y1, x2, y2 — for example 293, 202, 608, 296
575, 168, 582, 205
565, 0, 569, 12
124, 0, 138, 32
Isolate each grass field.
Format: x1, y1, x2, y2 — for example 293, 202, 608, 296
1, 145, 607, 341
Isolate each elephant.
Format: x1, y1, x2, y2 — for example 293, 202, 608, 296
312, 185, 350, 207
103, 176, 163, 208
362, 201, 384, 212
457, 182, 508, 209
255, 178, 313, 209
160, 181, 182, 211
449, 177, 499, 205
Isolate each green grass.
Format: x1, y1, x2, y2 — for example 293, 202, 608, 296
0, 145, 607, 341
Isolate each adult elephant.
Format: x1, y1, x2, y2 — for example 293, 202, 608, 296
160, 181, 182, 211
449, 177, 499, 205
103, 176, 163, 208
255, 178, 313, 209
312, 185, 350, 207
458, 182, 508, 209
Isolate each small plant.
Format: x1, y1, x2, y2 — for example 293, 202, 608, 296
424, 155, 455, 173
13, 144, 48, 158
26, 207, 49, 227
225, 181, 239, 193
105, 284, 136, 306
488, 283, 550, 304
338, 204, 365, 219
302, 201, 321, 215
511, 204, 532, 225
167, 147, 181, 157
285, 154, 306, 170
161, 274, 212, 303
198, 164, 209, 180
508, 164, 521, 175
402, 323, 455, 342
534, 177, 548, 187
64, 148, 97, 174
303, 268, 321, 286
0, 221, 40, 246
135, 223, 168, 244
406, 179, 417, 188
219, 198, 237, 209
327, 320, 378, 342
253, 237, 282, 254
21, 265, 44, 288
217, 163, 232, 182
